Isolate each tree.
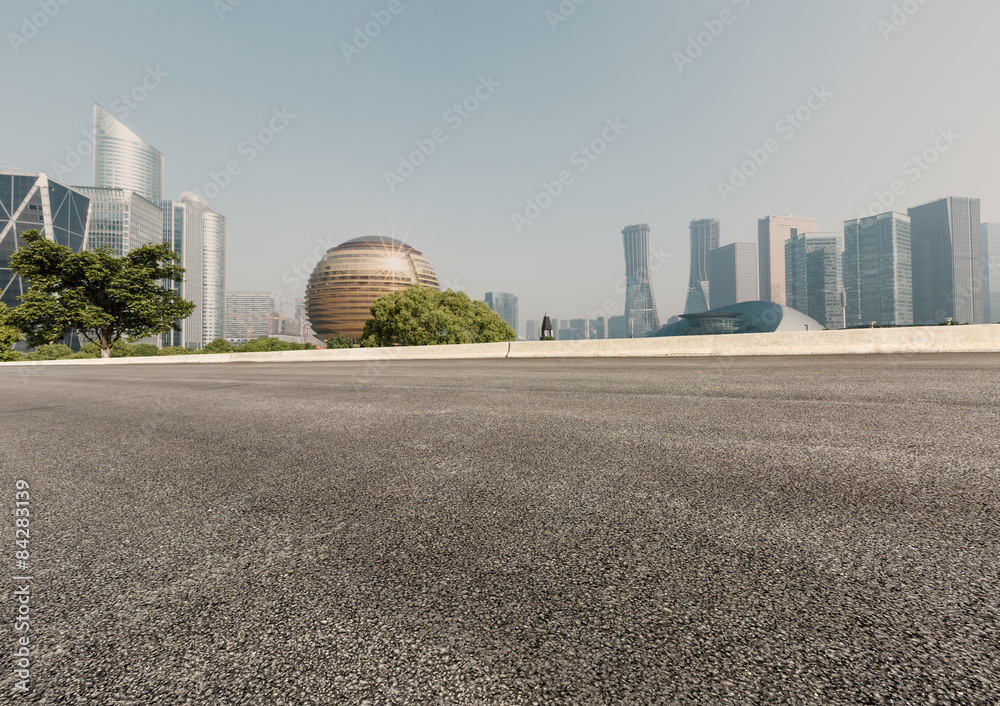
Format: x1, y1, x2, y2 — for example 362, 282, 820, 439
360, 285, 517, 347
204, 338, 236, 353
9, 230, 195, 358
0, 303, 22, 362
324, 334, 352, 349
236, 337, 317, 352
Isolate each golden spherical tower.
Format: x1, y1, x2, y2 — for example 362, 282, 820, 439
304, 236, 440, 340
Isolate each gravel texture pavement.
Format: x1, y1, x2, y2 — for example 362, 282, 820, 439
1, 354, 998, 705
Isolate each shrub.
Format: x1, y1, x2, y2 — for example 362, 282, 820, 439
23, 343, 75, 360
130, 343, 161, 357
204, 339, 236, 353
159, 346, 191, 356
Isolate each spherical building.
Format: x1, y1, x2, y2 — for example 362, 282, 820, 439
304, 236, 440, 340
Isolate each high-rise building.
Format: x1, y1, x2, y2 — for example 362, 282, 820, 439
73, 187, 162, 257
981, 223, 999, 323
843, 212, 912, 327
93, 104, 164, 200
484, 291, 518, 333
684, 218, 720, 314
708, 243, 758, 310
622, 223, 660, 337
758, 215, 818, 305
785, 232, 844, 329
525, 319, 540, 342
908, 197, 983, 325
1, 171, 91, 309
607, 315, 628, 339
225, 291, 275, 342
156, 199, 187, 347
179, 192, 226, 347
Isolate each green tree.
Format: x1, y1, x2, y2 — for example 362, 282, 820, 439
158, 346, 191, 356
9, 230, 195, 359
0, 303, 22, 362
360, 285, 516, 347
204, 338, 236, 353
324, 334, 353, 349
236, 337, 317, 352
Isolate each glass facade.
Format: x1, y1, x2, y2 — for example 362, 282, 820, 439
305, 235, 440, 340
650, 301, 822, 337
684, 218, 720, 314
757, 215, 818, 305
982, 223, 1000, 323
843, 212, 912, 327
908, 197, 983, 324
93, 104, 164, 200
178, 192, 226, 348
785, 232, 844, 329
484, 291, 518, 333
73, 187, 162, 257
622, 223, 660, 337
1, 171, 91, 308
708, 242, 757, 310
156, 200, 187, 347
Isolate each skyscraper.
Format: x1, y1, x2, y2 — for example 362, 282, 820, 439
843, 212, 912, 327
758, 215, 818, 305
785, 232, 844, 329
708, 243, 757, 310
1, 171, 91, 308
73, 187, 162, 257
622, 223, 660, 337
93, 104, 164, 200
908, 197, 983, 324
484, 291, 518, 333
684, 218, 719, 314
179, 192, 226, 346
983, 223, 1000, 323
525, 319, 540, 342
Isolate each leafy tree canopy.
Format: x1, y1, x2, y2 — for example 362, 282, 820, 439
360, 285, 517, 347
0, 303, 22, 362
9, 230, 195, 358
236, 337, 317, 352
324, 334, 353, 349
204, 338, 236, 353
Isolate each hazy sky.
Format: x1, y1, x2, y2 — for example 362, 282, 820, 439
4, 0, 999, 328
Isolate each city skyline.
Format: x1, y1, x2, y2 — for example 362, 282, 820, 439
3, 2, 999, 325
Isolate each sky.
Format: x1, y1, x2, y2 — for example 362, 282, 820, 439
3, 0, 999, 331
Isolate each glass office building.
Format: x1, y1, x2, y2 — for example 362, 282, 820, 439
982, 223, 1000, 323
785, 232, 844, 329
843, 212, 912, 327
758, 215, 818, 305
0, 171, 91, 308
93, 104, 164, 200
908, 197, 983, 325
684, 218, 719, 314
708, 242, 758, 310
178, 192, 226, 348
225, 291, 275, 342
485, 292, 518, 334
74, 187, 163, 257
622, 223, 660, 337
157, 199, 187, 347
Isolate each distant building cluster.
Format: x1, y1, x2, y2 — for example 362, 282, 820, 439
1, 104, 227, 349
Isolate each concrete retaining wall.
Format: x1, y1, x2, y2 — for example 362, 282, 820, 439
5, 325, 999, 367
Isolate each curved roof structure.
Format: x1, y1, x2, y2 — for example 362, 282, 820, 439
648, 300, 824, 337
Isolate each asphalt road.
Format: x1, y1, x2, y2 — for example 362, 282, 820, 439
1, 354, 998, 705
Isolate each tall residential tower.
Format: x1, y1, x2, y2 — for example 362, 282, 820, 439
684, 218, 719, 314
622, 223, 660, 337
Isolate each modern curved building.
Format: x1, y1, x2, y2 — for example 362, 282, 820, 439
93, 104, 164, 200
649, 300, 823, 337
305, 236, 440, 340
178, 191, 227, 347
